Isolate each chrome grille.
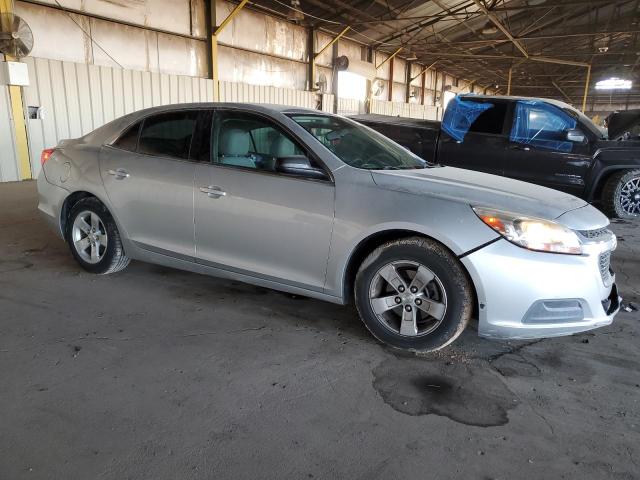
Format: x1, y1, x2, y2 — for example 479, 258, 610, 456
599, 251, 612, 286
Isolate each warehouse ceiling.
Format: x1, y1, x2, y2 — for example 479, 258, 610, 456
253, 0, 640, 107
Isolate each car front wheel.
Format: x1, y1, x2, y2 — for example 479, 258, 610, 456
66, 197, 130, 274
354, 236, 473, 352
602, 169, 640, 219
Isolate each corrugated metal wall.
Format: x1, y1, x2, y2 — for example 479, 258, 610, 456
22, 57, 214, 178
18, 57, 324, 179
371, 99, 441, 121
218, 81, 316, 108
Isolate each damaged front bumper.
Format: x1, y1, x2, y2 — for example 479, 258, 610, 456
461, 232, 621, 340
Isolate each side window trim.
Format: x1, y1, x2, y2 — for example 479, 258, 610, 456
210, 108, 334, 183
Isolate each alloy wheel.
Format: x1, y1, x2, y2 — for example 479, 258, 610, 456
368, 260, 447, 337
619, 176, 640, 216
71, 210, 108, 264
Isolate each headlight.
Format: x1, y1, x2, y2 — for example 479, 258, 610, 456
473, 207, 583, 255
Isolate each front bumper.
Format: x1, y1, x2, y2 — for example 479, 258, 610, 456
461, 237, 621, 340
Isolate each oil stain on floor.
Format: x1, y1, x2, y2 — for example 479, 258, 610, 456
372, 354, 519, 427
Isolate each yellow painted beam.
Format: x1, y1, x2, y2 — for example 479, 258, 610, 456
211, 36, 219, 101
8, 85, 31, 179
376, 47, 402, 70
2, 0, 31, 179
211, 0, 249, 101
214, 0, 249, 36
314, 26, 350, 61
410, 60, 438, 82
582, 65, 592, 113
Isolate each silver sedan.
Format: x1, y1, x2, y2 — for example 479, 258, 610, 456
37, 103, 621, 351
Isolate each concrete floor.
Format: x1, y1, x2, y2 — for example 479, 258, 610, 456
1, 180, 639, 480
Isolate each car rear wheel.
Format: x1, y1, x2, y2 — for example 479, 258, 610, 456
601, 169, 640, 219
66, 197, 130, 274
354, 237, 473, 352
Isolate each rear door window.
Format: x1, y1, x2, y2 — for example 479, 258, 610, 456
442, 96, 507, 141
138, 111, 198, 159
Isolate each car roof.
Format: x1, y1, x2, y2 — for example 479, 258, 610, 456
458, 94, 573, 110
81, 102, 336, 145
118, 102, 327, 118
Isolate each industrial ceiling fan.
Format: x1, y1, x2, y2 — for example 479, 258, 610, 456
0, 13, 34, 58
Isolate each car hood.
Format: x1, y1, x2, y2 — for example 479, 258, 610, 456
371, 166, 591, 223
607, 109, 640, 140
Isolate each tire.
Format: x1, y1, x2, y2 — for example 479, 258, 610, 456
354, 236, 473, 352
601, 169, 640, 219
66, 197, 130, 274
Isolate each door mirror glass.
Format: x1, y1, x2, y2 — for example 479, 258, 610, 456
276, 156, 329, 180
566, 128, 586, 144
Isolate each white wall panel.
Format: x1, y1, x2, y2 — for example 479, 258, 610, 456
337, 98, 365, 116
371, 100, 441, 121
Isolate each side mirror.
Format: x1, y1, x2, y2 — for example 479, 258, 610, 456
566, 129, 587, 144
275, 156, 329, 180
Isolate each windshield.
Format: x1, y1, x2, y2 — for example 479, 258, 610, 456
287, 114, 429, 170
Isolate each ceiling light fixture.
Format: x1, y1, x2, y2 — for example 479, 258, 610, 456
287, 0, 305, 22
595, 77, 632, 90
481, 23, 498, 35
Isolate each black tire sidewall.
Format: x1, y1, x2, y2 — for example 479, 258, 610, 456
355, 241, 471, 352
66, 198, 122, 274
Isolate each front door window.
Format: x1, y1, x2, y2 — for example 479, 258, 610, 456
510, 101, 578, 152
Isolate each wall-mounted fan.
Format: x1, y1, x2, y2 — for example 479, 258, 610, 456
372, 80, 385, 97
315, 72, 328, 93
409, 87, 420, 99
0, 13, 34, 58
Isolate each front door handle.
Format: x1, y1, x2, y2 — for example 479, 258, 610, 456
199, 186, 227, 198
508, 145, 531, 152
107, 168, 130, 179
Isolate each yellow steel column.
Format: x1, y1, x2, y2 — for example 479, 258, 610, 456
211, 0, 249, 101
582, 65, 592, 113
1, 0, 31, 179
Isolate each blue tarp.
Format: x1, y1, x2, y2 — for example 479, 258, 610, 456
441, 96, 493, 142
510, 100, 577, 153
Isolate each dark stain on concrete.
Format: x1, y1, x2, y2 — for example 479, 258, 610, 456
372, 356, 519, 427
0, 259, 33, 273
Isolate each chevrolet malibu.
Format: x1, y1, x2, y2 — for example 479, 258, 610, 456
37, 103, 621, 351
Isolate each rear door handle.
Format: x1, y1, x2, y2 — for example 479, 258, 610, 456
107, 168, 130, 179
508, 145, 530, 151
199, 186, 227, 198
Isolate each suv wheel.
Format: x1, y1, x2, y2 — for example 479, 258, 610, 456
602, 169, 640, 219
354, 237, 473, 352
66, 197, 130, 274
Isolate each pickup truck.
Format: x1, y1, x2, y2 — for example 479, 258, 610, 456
351, 95, 640, 219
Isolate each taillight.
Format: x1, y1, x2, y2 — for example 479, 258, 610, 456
41, 148, 55, 166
